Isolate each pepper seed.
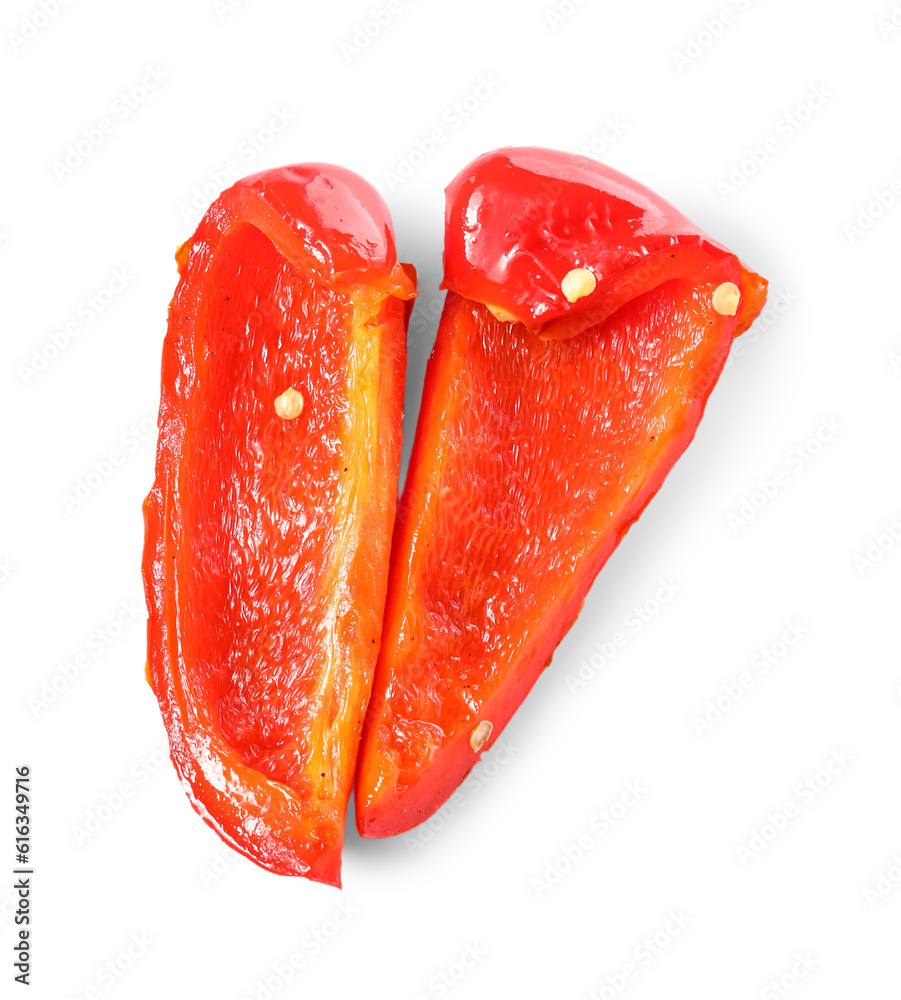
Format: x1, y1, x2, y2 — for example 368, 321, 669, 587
470, 720, 493, 752
712, 281, 741, 316
274, 387, 304, 419
560, 267, 597, 303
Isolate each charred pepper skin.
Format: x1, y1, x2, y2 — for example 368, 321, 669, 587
355, 147, 768, 838
143, 165, 415, 884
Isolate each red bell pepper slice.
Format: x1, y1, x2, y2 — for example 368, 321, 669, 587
355, 147, 767, 837
142, 164, 415, 883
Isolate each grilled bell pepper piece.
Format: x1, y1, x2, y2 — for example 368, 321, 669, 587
355, 147, 767, 837
142, 164, 415, 884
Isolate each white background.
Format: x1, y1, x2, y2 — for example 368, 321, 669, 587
3, 0, 900, 997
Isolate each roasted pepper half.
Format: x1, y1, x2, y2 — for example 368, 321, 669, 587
355, 147, 767, 836
143, 164, 415, 884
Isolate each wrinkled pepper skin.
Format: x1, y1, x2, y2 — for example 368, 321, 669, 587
143, 165, 415, 884
355, 148, 767, 837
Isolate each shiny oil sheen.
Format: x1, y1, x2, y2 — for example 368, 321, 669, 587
442, 146, 737, 330
356, 148, 767, 837
143, 165, 413, 884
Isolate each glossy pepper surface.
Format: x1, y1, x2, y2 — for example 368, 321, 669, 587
143, 164, 415, 884
355, 147, 767, 837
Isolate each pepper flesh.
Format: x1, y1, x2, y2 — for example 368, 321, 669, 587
142, 164, 415, 884
355, 148, 767, 837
